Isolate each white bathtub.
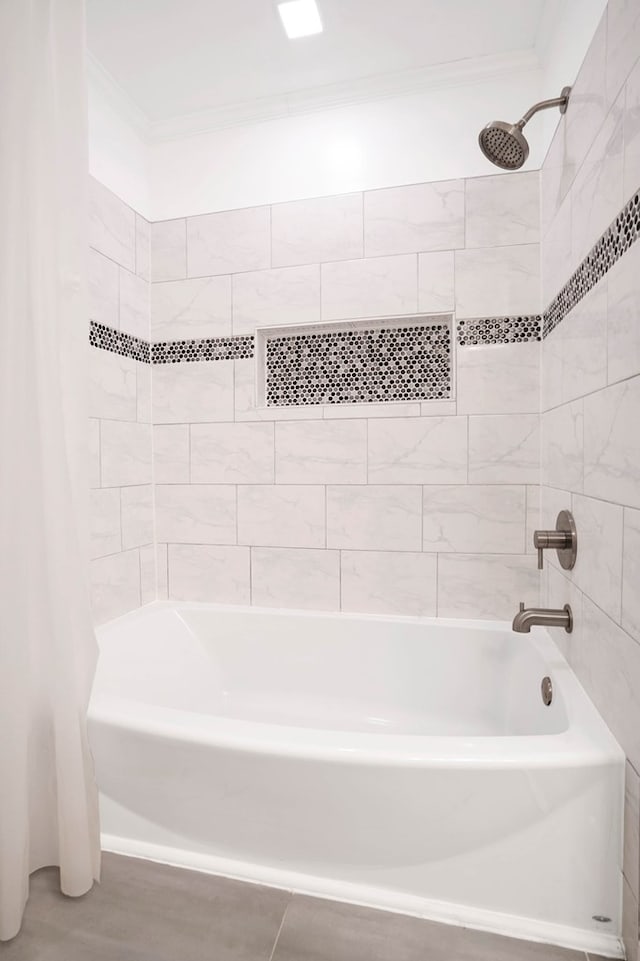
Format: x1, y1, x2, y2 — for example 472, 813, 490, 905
89, 602, 624, 957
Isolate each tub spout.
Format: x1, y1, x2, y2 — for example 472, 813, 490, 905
512, 602, 573, 634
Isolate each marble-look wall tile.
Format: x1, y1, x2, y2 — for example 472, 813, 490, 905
456, 343, 539, 415
100, 421, 151, 488
326, 401, 422, 419
417, 251, 454, 313
341, 551, 437, 617
89, 249, 119, 328
545, 561, 583, 661
574, 596, 640, 771
153, 424, 190, 483
558, 279, 608, 404
232, 264, 320, 335
571, 492, 623, 621
155, 484, 236, 544
468, 414, 539, 485
525, 484, 541, 556
89, 349, 137, 422
191, 422, 275, 483
320, 254, 417, 321
119, 268, 149, 340
136, 363, 152, 424
540, 122, 575, 241
271, 193, 363, 267
151, 219, 187, 282
606, 0, 640, 109
625, 760, 640, 902
234, 358, 320, 422
89, 419, 101, 489
566, 14, 608, 171
541, 326, 563, 413
465, 171, 539, 248
541, 190, 572, 308
584, 376, 640, 509
251, 547, 340, 611
135, 214, 150, 282
623, 866, 640, 961
168, 544, 250, 604
238, 485, 325, 548
187, 206, 270, 277
89, 488, 121, 559
608, 238, 640, 385
153, 361, 234, 424
90, 549, 140, 626
140, 543, 159, 605
151, 276, 232, 341
623, 507, 640, 643
275, 420, 366, 484
541, 400, 584, 492
437, 553, 539, 620
363, 180, 464, 256
89, 178, 135, 272
368, 416, 467, 484
623, 54, 640, 203
455, 244, 540, 319
121, 484, 154, 550
422, 485, 526, 554
326, 485, 422, 551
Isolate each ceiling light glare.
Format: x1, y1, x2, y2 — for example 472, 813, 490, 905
277, 0, 323, 39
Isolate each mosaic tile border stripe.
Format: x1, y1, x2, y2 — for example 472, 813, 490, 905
90, 321, 150, 364
543, 188, 640, 338
152, 336, 254, 365
457, 315, 541, 346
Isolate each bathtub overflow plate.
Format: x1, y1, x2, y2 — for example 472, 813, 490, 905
541, 676, 553, 706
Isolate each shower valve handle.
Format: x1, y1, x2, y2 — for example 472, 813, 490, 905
533, 510, 578, 571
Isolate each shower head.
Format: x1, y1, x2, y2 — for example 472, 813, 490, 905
478, 86, 571, 170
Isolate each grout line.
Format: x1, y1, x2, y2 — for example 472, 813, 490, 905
267, 897, 292, 961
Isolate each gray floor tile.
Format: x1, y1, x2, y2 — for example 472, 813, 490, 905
270, 895, 588, 961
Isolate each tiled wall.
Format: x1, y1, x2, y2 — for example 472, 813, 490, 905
148, 171, 541, 620
88, 178, 155, 624
539, 4, 640, 957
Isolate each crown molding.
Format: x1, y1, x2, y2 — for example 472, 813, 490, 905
87, 48, 541, 145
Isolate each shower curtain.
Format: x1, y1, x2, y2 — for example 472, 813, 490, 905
0, 0, 100, 941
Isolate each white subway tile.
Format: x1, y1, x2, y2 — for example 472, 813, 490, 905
608, 239, 640, 385
89, 349, 137, 422
135, 214, 150, 282
191, 422, 275, 483
327, 485, 422, 551
90, 549, 140, 625
584, 376, 640, 509
251, 547, 339, 611
364, 180, 464, 256
368, 416, 467, 484
153, 361, 234, 423
437, 554, 539, 620
465, 172, 539, 248
423, 485, 525, 553
341, 551, 437, 617
275, 420, 366, 484
100, 421, 152, 488
417, 251, 454, 313
187, 206, 270, 276
121, 484, 154, 550
151, 276, 232, 341
456, 343, 539, 415
469, 414, 539, 485
89, 248, 119, 327
455, 245, 540, 319
271, 193, 362, 267
155, 484, 236, 544
572, 492, 623, 621
321, 254, 417, 321
89, 489, 121, 559
232, 264, 320, 335
541, 401, 584, 492
238, 485, 325, 548
151, 220, 187, 282
168, 544, 250, 604
153, 424, 190, 483
89, 178, 135, 271
623, 507, 640, 643
119, 268, 149, 340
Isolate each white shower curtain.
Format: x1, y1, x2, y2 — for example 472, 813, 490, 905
0, 0, 100, 942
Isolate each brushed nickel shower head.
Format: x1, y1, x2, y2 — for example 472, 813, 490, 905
478, 86, 571, 170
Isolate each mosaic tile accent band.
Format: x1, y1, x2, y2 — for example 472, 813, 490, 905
151, 336, 254, 365
543, 188, 639, 338
263, 321, 452, 406
90, 321, 151, 364
457, 315, 541, 346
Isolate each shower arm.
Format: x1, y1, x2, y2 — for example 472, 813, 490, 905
516, 86, 571, 129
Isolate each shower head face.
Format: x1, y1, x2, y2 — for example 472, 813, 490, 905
478, 121, 529, 170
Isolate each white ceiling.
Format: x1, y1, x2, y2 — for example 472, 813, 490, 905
87, 0, 554, 124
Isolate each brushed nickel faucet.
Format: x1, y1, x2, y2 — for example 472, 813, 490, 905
512, 602, 573, 633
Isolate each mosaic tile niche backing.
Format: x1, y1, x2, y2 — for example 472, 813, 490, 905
259, 316, 452, 407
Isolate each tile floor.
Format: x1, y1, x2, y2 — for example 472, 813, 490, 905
0, 853, 611, 961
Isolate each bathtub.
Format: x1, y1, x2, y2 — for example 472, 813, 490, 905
89, 602, 624, 957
